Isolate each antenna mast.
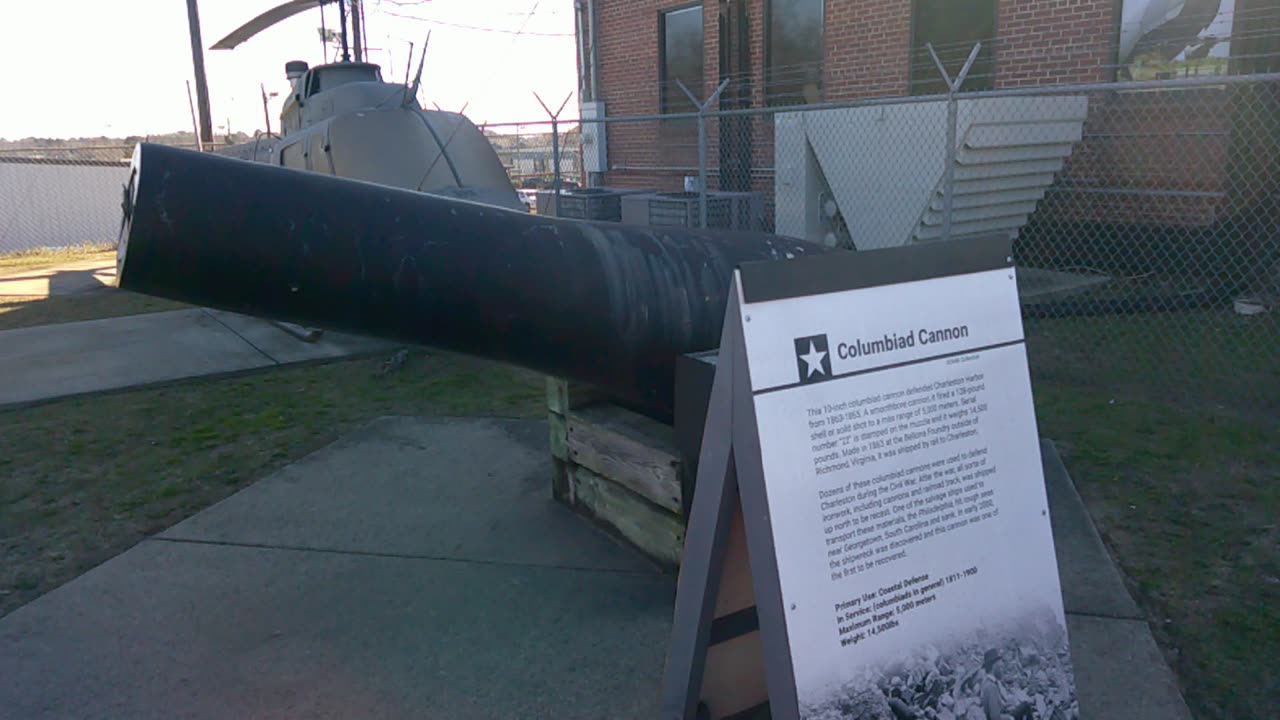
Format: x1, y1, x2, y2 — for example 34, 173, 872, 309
319, 2, 328, 59
337, 0, 351, 62
351, 0, 363, 62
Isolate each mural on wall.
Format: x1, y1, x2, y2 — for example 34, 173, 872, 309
1119, 0, 1236, 79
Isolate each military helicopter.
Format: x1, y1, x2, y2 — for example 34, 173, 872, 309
210, 0, 524, 211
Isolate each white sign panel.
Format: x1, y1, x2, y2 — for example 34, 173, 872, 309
739, 267, 1076, 719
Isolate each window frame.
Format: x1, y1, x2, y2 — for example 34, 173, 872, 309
763, 0, 826, 107
658, 2, 707, 115
906, 0, 1000, 95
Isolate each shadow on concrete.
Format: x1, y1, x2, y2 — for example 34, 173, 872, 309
0, 269, 106, 292
48, 268, 113, 295
0, 266, 151, 337
0, 261, 117, 299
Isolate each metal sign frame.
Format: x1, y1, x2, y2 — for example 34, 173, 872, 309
662, 236, 1071, 720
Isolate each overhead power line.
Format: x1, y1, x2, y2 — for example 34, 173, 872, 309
381, 0, 565, 12
380, 9, 571, 37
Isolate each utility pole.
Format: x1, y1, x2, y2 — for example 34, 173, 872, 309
184, 0, 214, 145
351, 0, 363, 62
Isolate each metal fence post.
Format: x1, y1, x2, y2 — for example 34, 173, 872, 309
534, 92, 574, 208
678, 79, 730, 228
926, 42, 982, 241
943, 90, 957, 241
697, 112, 708, 228
551, 116, 561, 194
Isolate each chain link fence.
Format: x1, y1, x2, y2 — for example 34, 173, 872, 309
4, 73, 1274, 415
516, 71, 1280, 415
0, 146, 139, 256
483, 121, 585, 214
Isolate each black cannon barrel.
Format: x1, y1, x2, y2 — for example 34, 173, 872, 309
116, 143, 831, 420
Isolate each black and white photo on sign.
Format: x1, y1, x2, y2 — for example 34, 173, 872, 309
800, 605, 1077, 720
1119, 0, 1235, 80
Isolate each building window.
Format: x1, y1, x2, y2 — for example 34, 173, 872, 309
909, 0, 996, 95
766, 0, 824, 106
1119, 0, 1239, 80
660, 5, 704, 114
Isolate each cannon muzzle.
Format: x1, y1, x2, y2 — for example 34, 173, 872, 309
116, 143, 831, 420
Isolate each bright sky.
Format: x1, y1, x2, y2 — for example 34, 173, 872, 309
0, 0, 577, 140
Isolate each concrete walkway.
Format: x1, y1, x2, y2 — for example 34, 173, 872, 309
1, 257, 395, 405
0, 416, 1192, 719
0, 308, 395, 407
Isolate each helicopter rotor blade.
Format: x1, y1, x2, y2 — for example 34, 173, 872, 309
211, 0, 338, 50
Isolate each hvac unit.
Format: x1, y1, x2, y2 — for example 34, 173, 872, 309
535, 187, 654, 222
619, 191, 764, 231
774, 95, 1089, 249
535, 190, 557, 217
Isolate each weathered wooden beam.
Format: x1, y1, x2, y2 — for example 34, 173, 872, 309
567, 404, 682, 513
545, 377, 606, 416
571, 465, 684, 569
548, 411, 570, 462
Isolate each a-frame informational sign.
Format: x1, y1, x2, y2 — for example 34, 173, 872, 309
663, 237, 1079, 720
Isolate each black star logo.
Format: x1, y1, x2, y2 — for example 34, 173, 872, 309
794, 334, 831, 383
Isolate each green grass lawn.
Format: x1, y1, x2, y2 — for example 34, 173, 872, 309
0, 348, 546, 618
1027, 308, 1279, 720
0, 245, 116, 273
1034, 383, 1278, 720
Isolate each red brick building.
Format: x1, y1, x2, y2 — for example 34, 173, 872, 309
573, 0, 1279, 245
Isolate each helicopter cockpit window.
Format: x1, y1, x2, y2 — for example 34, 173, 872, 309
307, 65, 382, 97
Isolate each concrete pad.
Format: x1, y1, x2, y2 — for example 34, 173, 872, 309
0, 417, 1190, 719
1043, 440, 1144, 619
1067, 614, 1193, 720
0, 540, 674, 720
0, 309, 273, 405
163, 417, 658, 573
0, 307, 399, 407
0, 259, 116, 296
203, 309, 396, 364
